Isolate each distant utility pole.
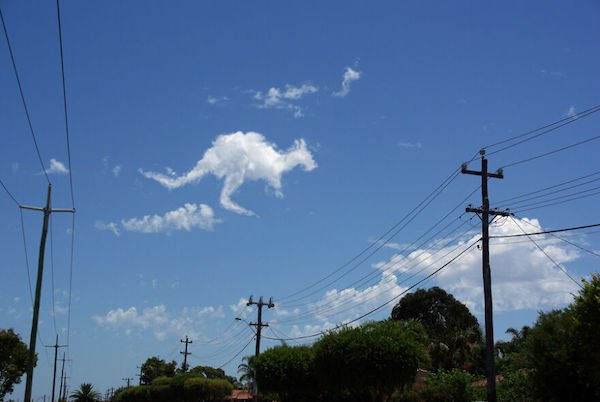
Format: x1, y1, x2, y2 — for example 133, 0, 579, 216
136, 365, 142, 385
123, 378, 133, 388
180, 336, 192, 372
462, 149, 509, 402
45, 335, 67, 402
246, 296, 274, 402
58, 353, 71, 402
22, 184, 75, 402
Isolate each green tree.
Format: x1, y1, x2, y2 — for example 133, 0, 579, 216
252, 345, 316, 402
237, 356, 255, 389
314, 320, 427, 402
391, 286, 483, 372
69, 383, 101, 402
140, 356, 177, 384
0, 328, 32, 400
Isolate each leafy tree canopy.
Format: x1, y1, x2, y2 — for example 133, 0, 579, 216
140, 356, 177, 385
391, 286, 483, 372
0, 328, 32, 400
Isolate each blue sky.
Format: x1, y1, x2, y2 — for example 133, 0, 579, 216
1, 0, 600, 399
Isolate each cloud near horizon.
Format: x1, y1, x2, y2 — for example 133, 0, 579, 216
45, 158, 69, 175
140, 131, 317, 216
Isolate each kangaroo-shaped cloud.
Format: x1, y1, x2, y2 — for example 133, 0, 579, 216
140, 131, 317, 216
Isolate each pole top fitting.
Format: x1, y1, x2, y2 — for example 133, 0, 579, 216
479, 148, 486, 156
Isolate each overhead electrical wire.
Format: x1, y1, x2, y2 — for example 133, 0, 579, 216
280, 168, 466, 305
0, 176, 21, 206
500, 134, 600, 169
509, 217, 583, 289
484, 103, 600, 154
264, 239, 480, 341
217, 335, 256, 370
0, 7, 51, 184
490, 222, 600, 239
507, 216, 600, 259
494, 170, 600, 206
277, 225, 478, 327
512, 189, 600, 214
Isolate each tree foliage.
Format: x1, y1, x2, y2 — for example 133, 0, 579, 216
253, 345, 316, 402
140, 356, 177, 385
391, 286, 483, 372
0, 328, 31, 401
69, 383, 101, 402
115, 375, 232, 402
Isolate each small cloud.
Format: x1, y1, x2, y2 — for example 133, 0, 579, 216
252, 84, 318, 118
333, 66, 361, 97
540, 69, 565, 79
567, 105, 577, 118
121, 203, 220, 233
207, 95, 229, 105
11, 163, 20, 175
112, 165, 122, 176
95, 221, 121, 236
44, 158, 69, 175
397, 141, 423, 149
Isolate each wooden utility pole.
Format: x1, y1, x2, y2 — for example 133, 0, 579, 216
462, 149, 509, 402
58, 353, 71, 402
123, 377, 133, 388
45, 335, 67, 402
180, 336, 192, 372
22, 184, 74, 402
136, 365, 142, 385
246, 296, 274, 401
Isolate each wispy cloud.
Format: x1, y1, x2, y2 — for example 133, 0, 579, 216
397, 141, 423, 149
95, 221, 121, 236
94, 304, 225, 341
207, 95, 229, 105
121, 203, 220, 233
333, 66, 361, 97
567, 105, 577, 118
45, 158, 69, 175
112, 164, 122, 177
252, 84, 318, 118
140, 131, 317, 216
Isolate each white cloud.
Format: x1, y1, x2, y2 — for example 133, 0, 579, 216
333, 66, 361, 97
207, 95, 229, 105
94, 304, 225, 341
397, 141, 423, 149
253, 84, 318, 117
45, 158, 69, 175
567, 105, 576, 118
378, 217, 580, 313
112, 164, 122, 176
95, 221, 121, 236
121, 203, 219, 233
140, 131, 317, 216
230, 298, 250, 315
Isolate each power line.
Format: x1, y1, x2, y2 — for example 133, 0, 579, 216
484, 103, 600, 153
0, 176, 21, 206
509, 217, 583, 289
281, 169, 464, 305
217, 335, 255, 370
508, 216, 600, 259
506, 185, 600, 210
266, 240, 480, 341
0, 7, 51, 184
501, 134, 600, 169
490, 222, 600, 239
513, 189, 600, 214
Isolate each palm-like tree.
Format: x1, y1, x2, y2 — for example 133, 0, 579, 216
69, 383, 101, 402
237, 356, 255, 389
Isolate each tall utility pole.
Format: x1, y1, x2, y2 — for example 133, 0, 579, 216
46, 335, 67, 402
22, 184, 75, 402
58, 353, 71, 402
122, 378, 133, 388
462, 149, 509, 402
180, 336, 192, 372
246, 296, 274, 402
136, 365, 142, 385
